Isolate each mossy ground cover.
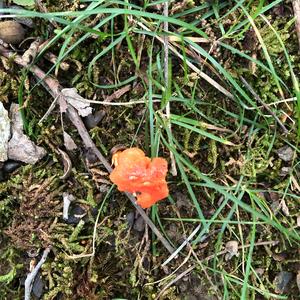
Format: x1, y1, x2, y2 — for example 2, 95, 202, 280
0, 1, 299, 299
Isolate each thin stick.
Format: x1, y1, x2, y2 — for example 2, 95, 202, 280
103, 84, 131, 102
240, 76, 288, 134
33, 40, 70, 71
63, 95, 162, 106
24, 247, 51, 300
38, 95, 58, 124
0, 45, 174, 254
163, 0, 177, 176
66, 216, 109, 260
162, 224, 201, 267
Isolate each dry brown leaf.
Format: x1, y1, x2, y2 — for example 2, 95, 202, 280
63, 131, 77, 151
61, 88, 92, 117
58, 149, 72, 180
225, 240, 239, 261
291, 175, 300, 192
280, 199, 290, 217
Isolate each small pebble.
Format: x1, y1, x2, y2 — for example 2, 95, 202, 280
274, 271, 293, 294
0, 169, 5, 182
83, 110, 105, 130
255, 268, 264, 276
280, 167, 291, 177
0, 21, 25, 44
126, 212, 134, 227
32, 273, 44, 298
65, 205, 85, 225
133, 215, 145, 232
3, 160, 21, 173
277, 146, 294, 162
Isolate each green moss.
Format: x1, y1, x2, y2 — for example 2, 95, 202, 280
241, 133, 273, 178
207, 140, 218, 168
42, 254, 75, 299
260, 18, 294, 56
0, 70, 18, 102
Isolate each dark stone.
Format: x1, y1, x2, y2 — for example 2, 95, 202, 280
72, 205, 85, 215
274, 271, 293, 294
126, 212, 134, 227
32, 273, 44, 299
65, 205, 85, 224
65, 215, 79, 224
91, 207, 99, 217
83, 148, 98, 164
277, 146, 294, 162
3, 160, 21, 173
133, 215, 145, 232
83, 110, 105, 130
0, 169, 5, 182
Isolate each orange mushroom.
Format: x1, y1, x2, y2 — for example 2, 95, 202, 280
109, 148, 169, 208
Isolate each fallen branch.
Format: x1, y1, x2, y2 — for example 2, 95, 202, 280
24, 247, 51, 300
0, 45, 175, 254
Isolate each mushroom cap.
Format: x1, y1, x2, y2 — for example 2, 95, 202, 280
109, 148, 169, 208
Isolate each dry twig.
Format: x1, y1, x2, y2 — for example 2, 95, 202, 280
103, 84, 131, 102
162, 224, 201, 267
